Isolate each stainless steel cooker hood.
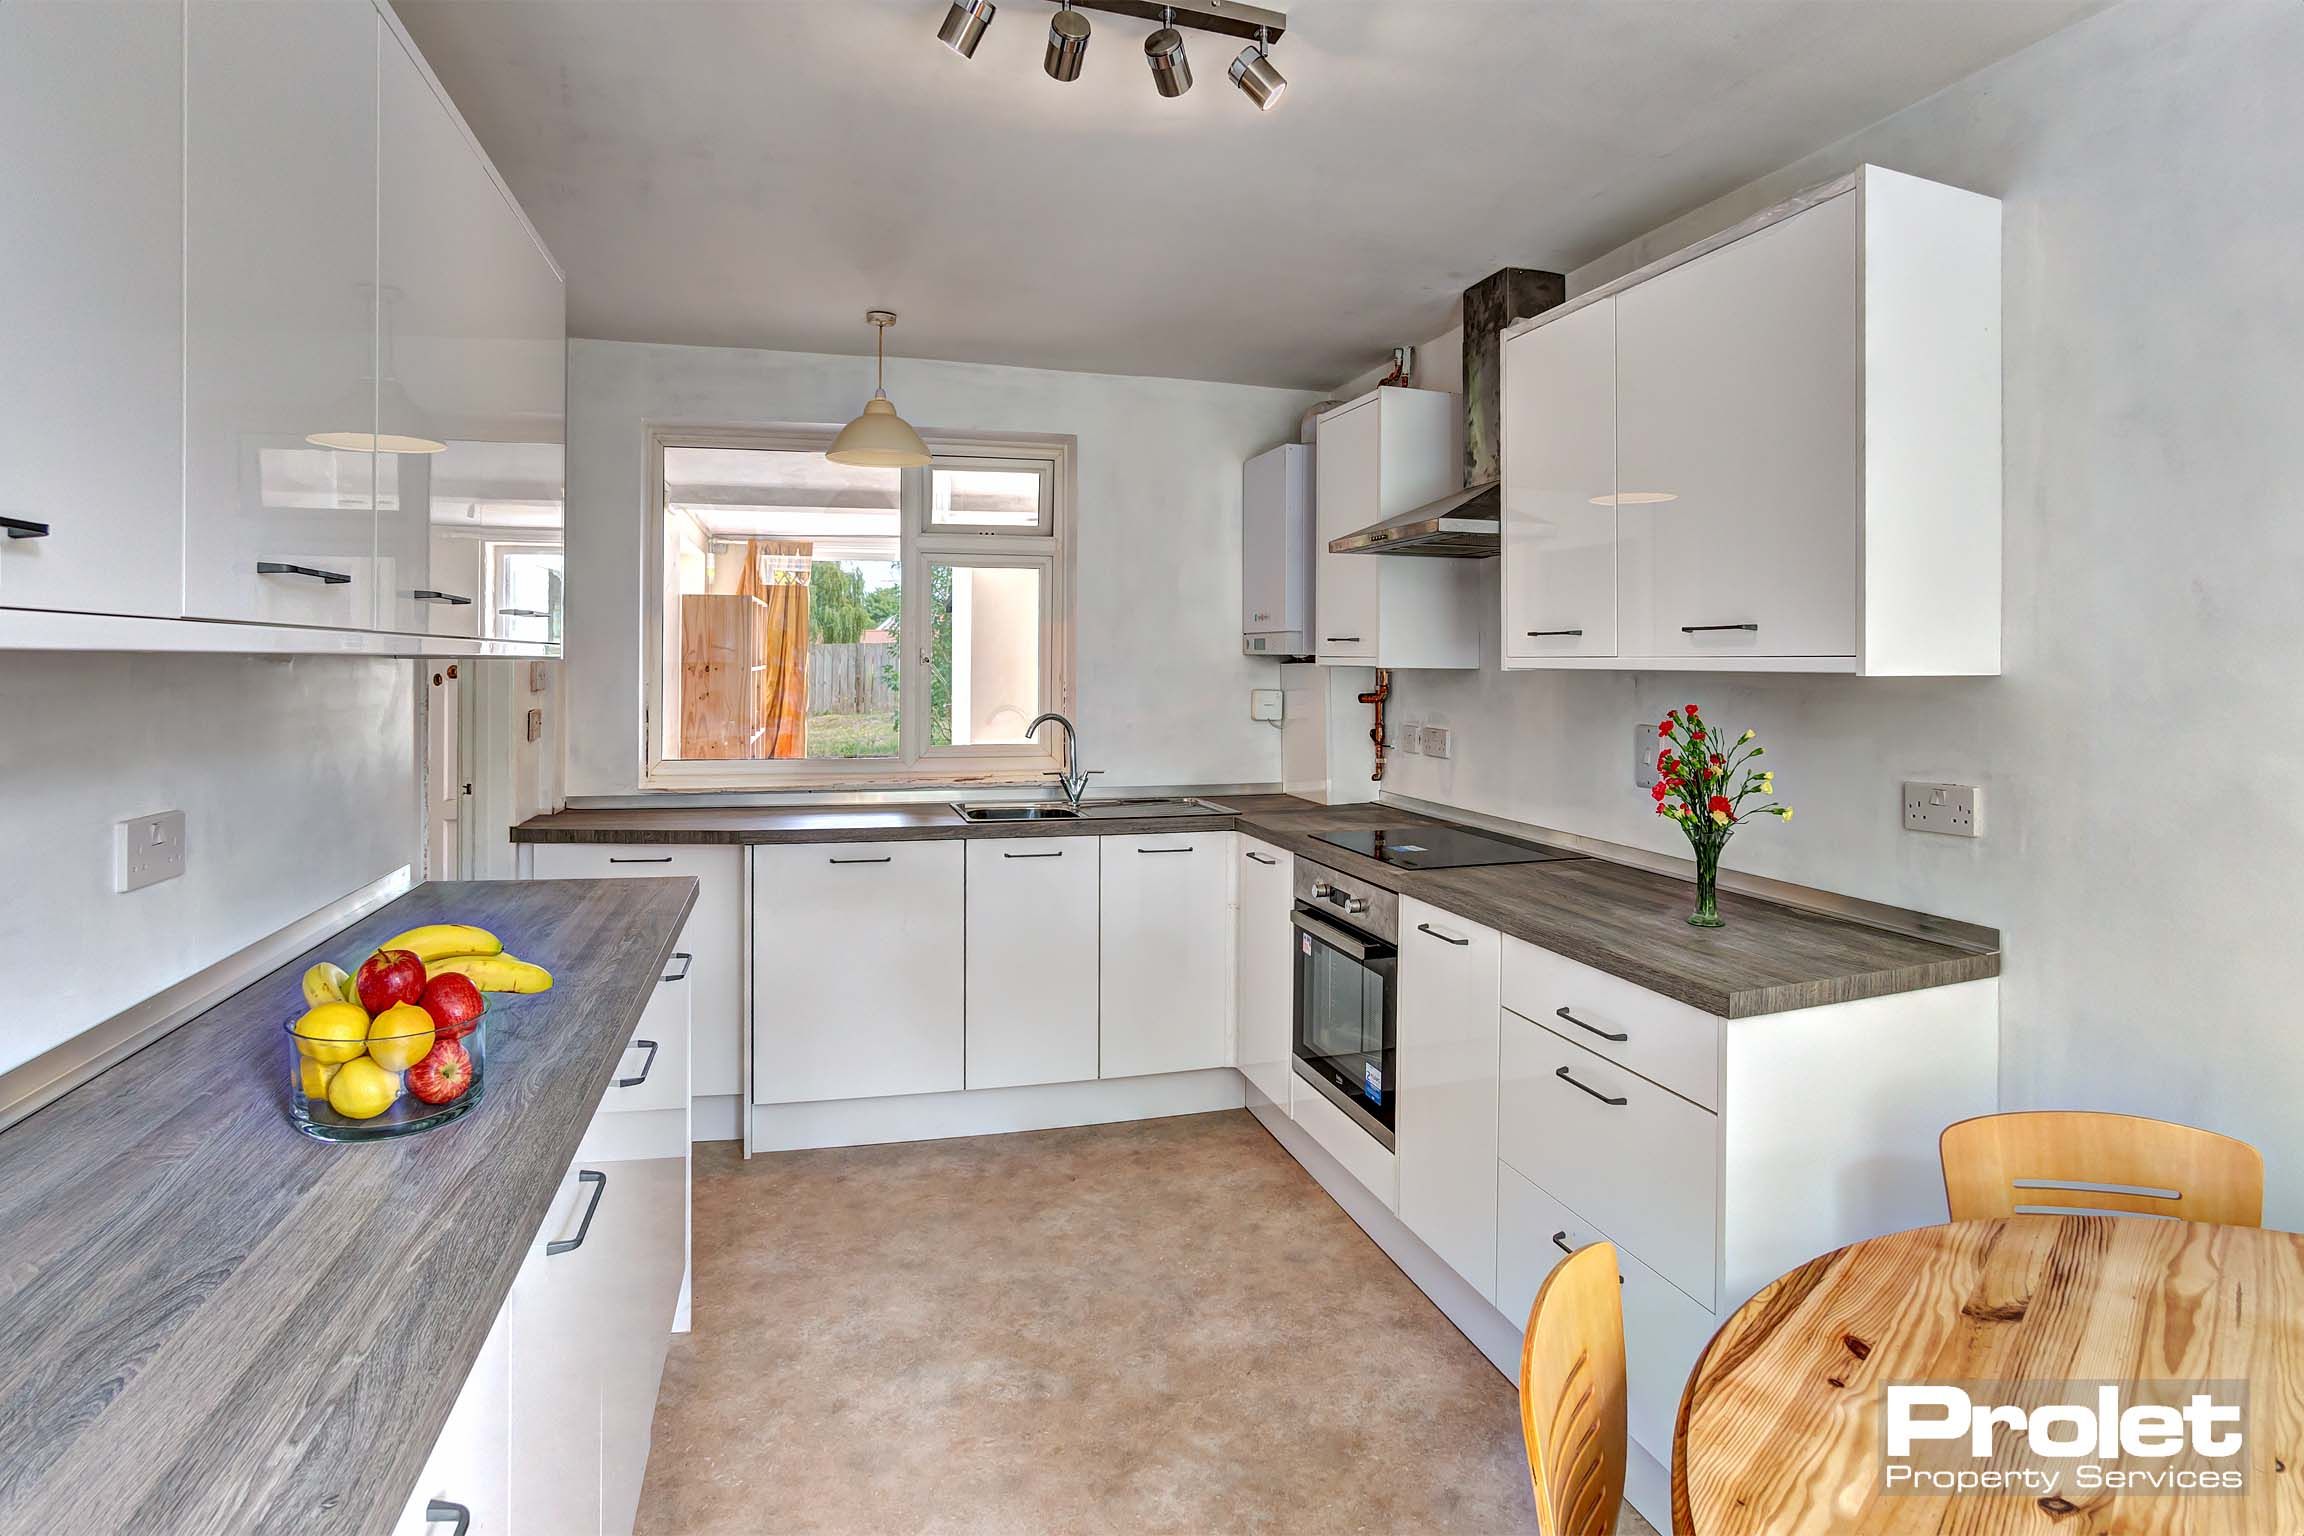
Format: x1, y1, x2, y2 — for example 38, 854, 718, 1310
1326, 478, 1499, 558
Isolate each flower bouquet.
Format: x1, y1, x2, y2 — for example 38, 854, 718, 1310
1650, 704, 1791, 928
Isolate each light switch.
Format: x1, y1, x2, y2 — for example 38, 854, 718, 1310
115, 809, 186, 892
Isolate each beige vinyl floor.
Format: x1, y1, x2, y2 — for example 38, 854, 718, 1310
637, 1110, 1659, 1536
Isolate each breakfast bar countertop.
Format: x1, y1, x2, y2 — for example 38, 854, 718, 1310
0, 875, 697, 1536
514, 795, 1999, 1018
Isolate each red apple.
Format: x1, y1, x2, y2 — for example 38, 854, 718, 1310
406, 1037, 474, 1104
355, 948, 426, 1014
419, 973, 485, 1042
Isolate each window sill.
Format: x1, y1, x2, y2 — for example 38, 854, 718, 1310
640, 758, 1067, 794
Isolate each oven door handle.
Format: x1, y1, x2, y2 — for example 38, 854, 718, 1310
1290, 907, 1393, 962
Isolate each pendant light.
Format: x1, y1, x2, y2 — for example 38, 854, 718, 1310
828, 311, 932, 468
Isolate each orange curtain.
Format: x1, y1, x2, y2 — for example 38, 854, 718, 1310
737, 539, 811, 759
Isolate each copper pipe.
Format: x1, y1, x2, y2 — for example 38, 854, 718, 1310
1357, 668, 1391, 782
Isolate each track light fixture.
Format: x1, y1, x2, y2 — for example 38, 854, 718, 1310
1044, 1, 1089, 80
1144, 7, 1190, 97
1228, 25, 1285, 111
937, 0, 996, 58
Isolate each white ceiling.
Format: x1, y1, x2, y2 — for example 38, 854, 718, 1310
399, 0, 2099, 390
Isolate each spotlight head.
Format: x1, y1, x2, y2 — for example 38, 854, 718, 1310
1144, 23, 1191, 97
1228, 39, 1285, 111
1044, 3, 1089, 81
936, 0, 995, 58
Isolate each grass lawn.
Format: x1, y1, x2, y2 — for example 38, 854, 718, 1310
806, 710, 898, 758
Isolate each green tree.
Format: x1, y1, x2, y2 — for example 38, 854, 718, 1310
876, 563, 953, 745
808, 562, 871, 644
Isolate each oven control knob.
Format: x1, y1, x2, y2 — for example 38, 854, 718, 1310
1311, 882, 1334, 899
1344, 897, 1369, 915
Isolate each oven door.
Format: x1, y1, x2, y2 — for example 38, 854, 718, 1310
1290, 904, 1398, 1147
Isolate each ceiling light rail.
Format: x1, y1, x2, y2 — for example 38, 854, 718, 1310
938, 0, 1290, 107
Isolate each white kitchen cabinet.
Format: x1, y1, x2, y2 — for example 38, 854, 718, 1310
1313, 388, 1479, 669
0, 0, 184, 619
592, 1155, 687, 1536
966, 838, 1100, 1089
594, 946, 693, 1116
1500, 166, 2001, 675
393, 1298, 511, 1534
1501, 298, 1617, 661
753, 840, 965, 1103
532, 844, 744, 1100
1099, 831, 1234, 1079
1395, 898, 1503, 1303
1233, 836, 1295, 1112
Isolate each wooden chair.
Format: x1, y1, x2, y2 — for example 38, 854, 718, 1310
1519, 1241, 1628, 1536
1940, 1110, 2264, 1227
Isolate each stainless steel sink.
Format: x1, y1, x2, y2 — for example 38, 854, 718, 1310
949, 797, 1232, 823
950, 802, 1083, 821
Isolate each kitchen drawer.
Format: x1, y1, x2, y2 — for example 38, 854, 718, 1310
1292, 1068, 1398, 1212
598, 950, 691, 1115
1496, 1162, 1719, 1462
1499, 1009, 1719, 1307
1502, 935, 1720, 1110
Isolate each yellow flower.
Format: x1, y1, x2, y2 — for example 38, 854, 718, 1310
1740, 729, 1755, 742
1779, 807, 1794, 820
1710, 810, 1730, 826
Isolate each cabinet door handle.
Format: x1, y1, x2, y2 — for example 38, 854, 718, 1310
1244, 851, 1277, 866
662, 951, 693, 983
499, 607, 552, 617
1551, 1229, 1576, 1256
1554, 1065, 1628, 1106
1, 516, 49, 540
1680, 623, 1758, 634
1556, 1006, 1628, 1043
257, 561, 351, 585
1525, 629, 1583, 638
412, 589, 473, 605
609, 855, 673, 864
425, 1501, 471, 1535
616, 1039, 660, 1089
1137, 846, 1192, 855
828, 855, 893, 865
1323, 635, 1362, 643
1416, 922, 1468, 947
1002, 848, 1064, 859
545, 1168, 607, 1255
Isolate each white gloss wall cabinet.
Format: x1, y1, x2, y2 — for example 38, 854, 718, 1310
1100, 832, 1235, 1079
1394, 898, 1503, 1303
0, 0, 183, 618
753, 841, 965, 1103
1312, 388, 1481, 669
1500, 166, 2001, 675
966, 837, 1101, 1090
1233, 837, 1296, 1112
1242, 442, 1314, 657
531, 844, 744, 1099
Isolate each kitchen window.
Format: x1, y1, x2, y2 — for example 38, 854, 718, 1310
646, 427, 1071, 786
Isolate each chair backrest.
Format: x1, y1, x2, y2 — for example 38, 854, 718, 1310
1519, 1241, 1628, 1536
1940, 1111, 2264, 1227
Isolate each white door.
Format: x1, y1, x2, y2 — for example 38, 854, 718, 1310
1234, 837, 1295, 1112
426, 665, 462, 880
510, 1168, 608, 1536
1395, 899, 1503, 1302
1502, 301, 1618, 661
1100, 832, 1234, 1079
966, 838, 1100, 1089
753, 841, 965, 1103
592, 1156, 687, 1536
1313, 401, 1380, 659
1616, 195, 1859, 660
0, 0, 183, 617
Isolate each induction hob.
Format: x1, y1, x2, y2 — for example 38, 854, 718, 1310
1311, 825, 1584, 871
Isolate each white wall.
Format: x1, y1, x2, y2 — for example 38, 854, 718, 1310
0, 654, 419, 1074
1372, 0, 2304, 1227
565, 339, 1322, 796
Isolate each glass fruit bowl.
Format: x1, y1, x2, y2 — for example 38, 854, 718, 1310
286, 1002, 486, 1142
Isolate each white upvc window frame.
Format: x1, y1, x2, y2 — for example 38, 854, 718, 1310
643, 424, 1075, 790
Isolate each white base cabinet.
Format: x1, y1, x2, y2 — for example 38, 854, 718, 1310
966, 837, 1100, 1089
392, 1301, 511, 1534
1395, 898, 1502, 1303
1099, 831, 1235, 1079
1233, 837, 1295, 1112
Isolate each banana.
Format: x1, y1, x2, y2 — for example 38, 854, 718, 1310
301, 962, 354, 1010
378, 924, 503, 965
428, 952, 553, 994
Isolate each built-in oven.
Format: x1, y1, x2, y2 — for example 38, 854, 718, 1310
1290, 858, 1398, 1150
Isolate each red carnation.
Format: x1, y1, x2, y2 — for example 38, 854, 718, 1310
1708, 794, 1734, 820
1658, 719, 1675, 737
1651, 782, 1669, 802
1684, 703, 1700, 715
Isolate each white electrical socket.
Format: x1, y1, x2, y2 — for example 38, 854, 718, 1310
115, 809, 187, 892
1394, 721, 1422, 754
1249, 687, 1283, 723
1422, 726, 1451, 760
1903, 782, 1982, 837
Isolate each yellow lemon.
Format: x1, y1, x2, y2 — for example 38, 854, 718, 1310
297, 1057, 340, 1097
294, 1001, 371, 1065
367, 1002, 436, 1072
328, 1057, 398, 1119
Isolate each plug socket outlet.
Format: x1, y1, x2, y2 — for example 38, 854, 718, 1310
1903, 782, 1982, 837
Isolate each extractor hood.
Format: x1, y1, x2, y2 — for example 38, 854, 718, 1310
1327, 478, 1499, 558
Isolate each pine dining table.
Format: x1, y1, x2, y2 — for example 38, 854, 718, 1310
1670, 1214, 2304, 1535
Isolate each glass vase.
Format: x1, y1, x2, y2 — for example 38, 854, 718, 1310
1689, 843, 1725, 928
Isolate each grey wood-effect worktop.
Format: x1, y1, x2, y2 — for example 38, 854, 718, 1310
514, 796, 1999, 1017
0, 876, 697, 1536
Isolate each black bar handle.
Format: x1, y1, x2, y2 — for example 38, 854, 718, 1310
661, 951, 692, 983
413, 589, 473, 605
1, 516, 49, 540
1525, 629, 1584, 638
1557, 1006, 1628, 1043
257, 561, 351, 584
829, 855, 893, 865
1137, 847, 1192, 854
546, 1169, 607, 1255
499, 607, 552, 617
426, 1501, 471, 1535
1323, 635, 1362, 643
1555, 1065, 1628, 1106
1245, 851, 1277, 866
1416, 922, 1469, 947
608, 855, 673, 864
1680, 623, 1758, 633
1551, 1229, 1575, 1256
1003, 849, 1065, 859
616, 1039, 660, 1089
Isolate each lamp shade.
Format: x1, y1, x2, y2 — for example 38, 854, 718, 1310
827, 395, 931, 468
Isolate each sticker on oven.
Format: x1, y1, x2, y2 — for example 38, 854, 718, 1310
1302, 935, 1313, 955
1363, 1063, 1383, 1103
